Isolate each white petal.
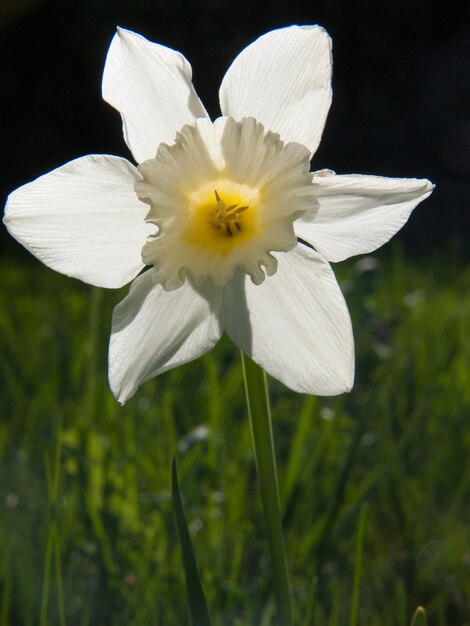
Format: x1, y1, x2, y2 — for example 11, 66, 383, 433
219, 26, 332, 157
295, 174, 435, 262
223, 244, 354, 395
4, 155, 152, 288
109, 271, 223, 403
102, 27, 209, 164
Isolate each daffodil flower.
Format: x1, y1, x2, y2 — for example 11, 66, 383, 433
4, 26, 434, 403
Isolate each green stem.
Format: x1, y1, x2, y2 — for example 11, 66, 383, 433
241, 352, 294, 626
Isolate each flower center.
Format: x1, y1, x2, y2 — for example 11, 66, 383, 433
183, 178, 260, 257
135, 117, 316, 290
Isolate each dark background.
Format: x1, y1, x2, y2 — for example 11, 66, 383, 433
1, 0, 469, 260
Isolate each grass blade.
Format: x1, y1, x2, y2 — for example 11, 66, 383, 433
171, 458, 212, 626
349, 504, 368, 626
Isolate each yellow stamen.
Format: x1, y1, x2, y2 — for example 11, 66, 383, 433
207, 190, 250, 237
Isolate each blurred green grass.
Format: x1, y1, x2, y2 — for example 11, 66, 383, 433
0, 246, 469, 626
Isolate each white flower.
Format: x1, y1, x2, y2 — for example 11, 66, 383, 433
3, 26, 434, 403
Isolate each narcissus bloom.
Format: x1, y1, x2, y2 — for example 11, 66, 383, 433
4, 26, 434, 403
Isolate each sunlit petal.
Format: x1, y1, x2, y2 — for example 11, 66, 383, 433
4, 155, 152, 288
295, 174, 435, 262
220, 25, 332, 156
102, 27, 209, 164
109, 271, 223, 403
224, 244, 354, 395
